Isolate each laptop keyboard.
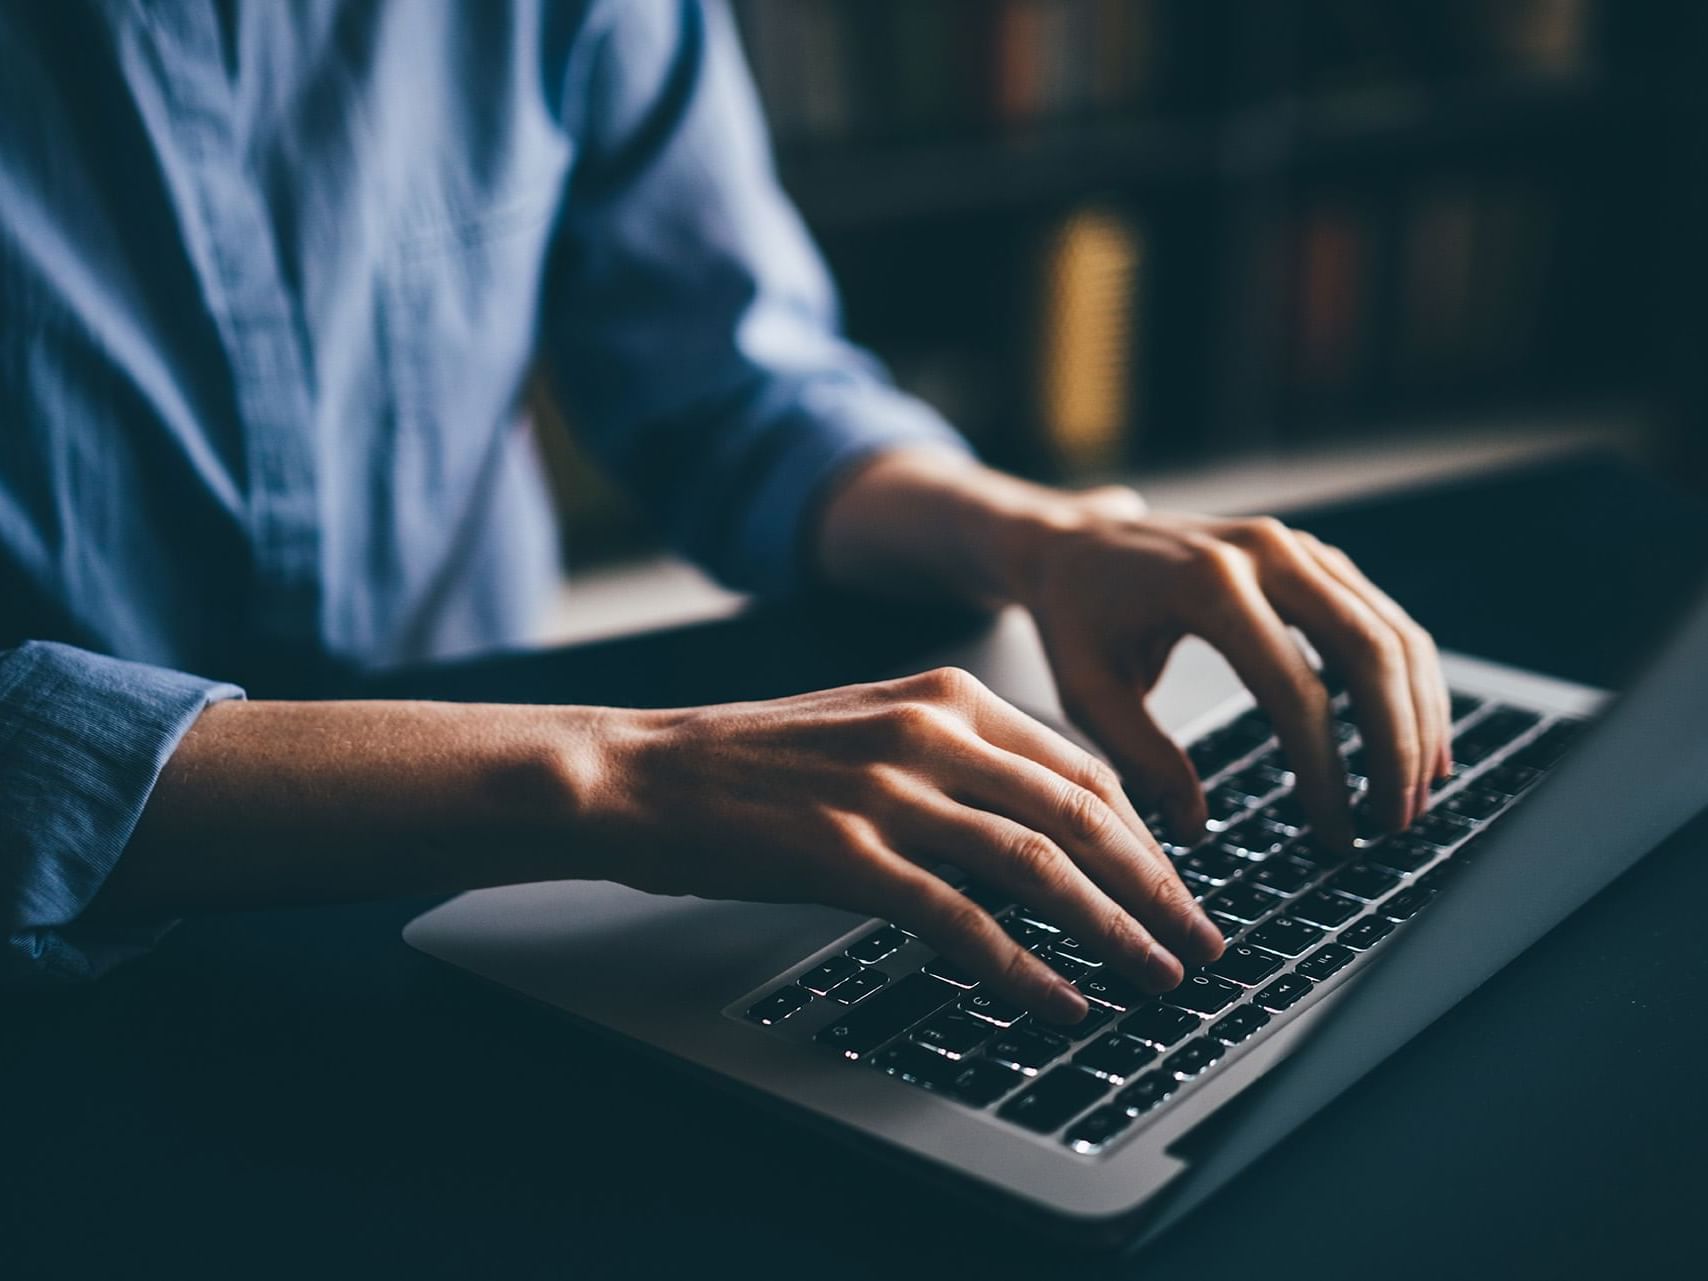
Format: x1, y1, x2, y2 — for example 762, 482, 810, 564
735, 688, 1585, 1158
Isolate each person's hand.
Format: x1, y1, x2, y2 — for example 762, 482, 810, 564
1010, 489, 1453, 849
582, 667, 1228, 1022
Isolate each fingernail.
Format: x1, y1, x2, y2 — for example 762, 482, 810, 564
1045, 980, 1089, 1024
1144, 947, 1185, 992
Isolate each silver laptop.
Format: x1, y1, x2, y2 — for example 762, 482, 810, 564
404, 591, 1708, 1243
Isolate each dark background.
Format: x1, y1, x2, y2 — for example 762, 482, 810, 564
553, 0, 1708, 558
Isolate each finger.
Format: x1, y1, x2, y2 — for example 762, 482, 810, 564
1240, 539, 1424, 831
1187, 545, 1355, 850
959, 680, 1165, 850
897, 792, 1190, 995
1298, 534, 1453, 802
872, 854, 1089, 1024
926, 736, 1222, 966
1054, 663, 1208, 845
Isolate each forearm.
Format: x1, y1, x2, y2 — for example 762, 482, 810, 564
814, 448, 1139, 609
84, 699, 623, 924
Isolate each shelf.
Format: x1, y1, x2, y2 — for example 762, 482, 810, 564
777, 74, 1604, 230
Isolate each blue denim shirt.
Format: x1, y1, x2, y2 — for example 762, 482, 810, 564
0, 0, 966, 983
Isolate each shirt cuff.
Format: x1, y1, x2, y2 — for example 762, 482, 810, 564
729, 382, 974, 597
0, 641, 244, 986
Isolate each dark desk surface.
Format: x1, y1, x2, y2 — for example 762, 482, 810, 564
7, 455, 1708, 1280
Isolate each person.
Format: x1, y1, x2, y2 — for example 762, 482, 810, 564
0, 1, 1449, 1020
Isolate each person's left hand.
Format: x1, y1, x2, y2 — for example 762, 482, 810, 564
1008, 487, 1452, 850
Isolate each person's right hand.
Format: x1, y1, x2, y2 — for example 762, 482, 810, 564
580, 666, 1227, 1024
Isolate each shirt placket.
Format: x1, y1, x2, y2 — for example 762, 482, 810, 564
137, 2, 321, 659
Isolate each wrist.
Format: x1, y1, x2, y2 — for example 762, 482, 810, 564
817, 446, 1138, 608
970, 477, 1147, 611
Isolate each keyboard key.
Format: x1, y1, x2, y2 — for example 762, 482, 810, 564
1431, 762, 1466, 793
1451, 736, 1502, 769
1041, 949, 1098, 982
1327, 863, 1402, 902
1208, 912, 1245, 941
1476, 705, 1544, 743
798, 955, 860, 996
983, 1024, 1071, 1073
1477, 763, 1543, 798
944, 1057, 1026, 1107
1219, 769, 1276, 809
1220, 820, 1291, 861
1013, 907, 1063, 934
1256, 973, 1315, 1012
746, 987, 812, 1026
1286, 836, 1352, 869
1180, 847, 1246, 887
1296, 943, 1356, 981
959, 991, 1026, 1027
834, 969, 890, 1004
1449, 691, 1486, 722
1251, 857, 1317, 896
922, 955, 979, 989
1121, 1004, 1201, 1048
1074, 1033, 1160, 1082
1339, 914, 1395, 949
816, 973, 956, 1060
1116, 1070, 1178, 1115
1508, 719, 1584, 770
1209, 1004, 1272, 1045
1075, 971, 1145, 1012
1204, 785, 1256, 831
1064, 1103, 1135, 1153
1248, 916, 1325, 956
1049, 1003, 1113, 1039
1049, 936, 1103, 966
1206, 944, 1285, 987
1163, 973, 1243, 1016
958, 879, 1012, 913
1209, 882, 1284, 923
1292, 890, 1360, 928
997, 1066, 1110, 1133
875, 1040, 960, 1089
1439, 788, 1508, 822
1366, 837, 1436, 874
1163, 1037, 1224, 1079
912, 1010, 993, 1059
1411, 812, 1476, 848
1379, 886, 1438, 920
1001, 916, 1056, 949
846, 925, 909, 965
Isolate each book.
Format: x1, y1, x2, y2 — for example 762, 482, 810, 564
1036, 207, 1145, 474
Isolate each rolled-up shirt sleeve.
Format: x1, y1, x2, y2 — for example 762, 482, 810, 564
1, 641, 243, 986
544, 0, 972, 596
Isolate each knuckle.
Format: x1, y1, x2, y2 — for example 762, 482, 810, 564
1001, 827, 1066, 890
1241, 515, 1294, 553
885, 699, 954, 744
1350, 620, 1406, 672
1057, 782, 1113, 845
1189, 539, 1254, 589
1080, 754, 1122, 800
910, 665, 981, 705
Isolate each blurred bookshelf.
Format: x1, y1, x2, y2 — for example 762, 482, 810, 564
547, 0, 1705, 564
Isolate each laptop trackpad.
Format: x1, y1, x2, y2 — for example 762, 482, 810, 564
405, 881, 865, 1031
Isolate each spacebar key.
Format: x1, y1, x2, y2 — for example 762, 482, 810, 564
816, 973, 957, 1060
